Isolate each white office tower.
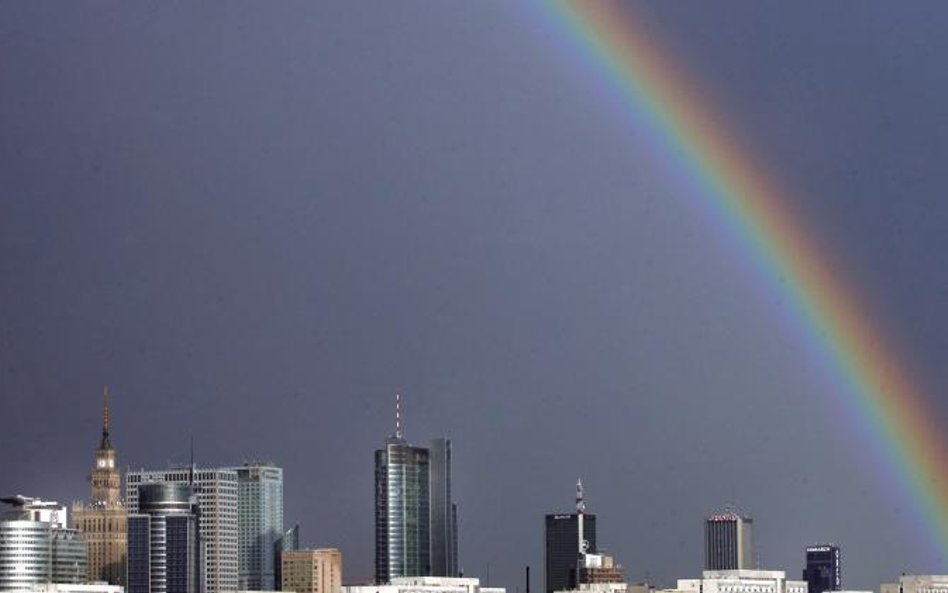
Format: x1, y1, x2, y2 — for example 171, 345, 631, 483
882, 575, 948, 593
345, 576, 504, 593
127, 469, 239, 593
677, 570, 808, 593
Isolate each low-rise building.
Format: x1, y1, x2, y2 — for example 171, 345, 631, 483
882, 575, 948, 593
344, 576, 504, 593
678, 570, 807, 593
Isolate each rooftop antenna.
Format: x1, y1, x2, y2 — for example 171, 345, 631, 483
189, 435, 195, 486
395, 392, 402, 439
100, 385, 112, 449
576, 479, 588, 557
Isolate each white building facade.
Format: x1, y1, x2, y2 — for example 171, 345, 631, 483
678, 570, 807, 593
345, 576, 504, 593
882, 575, 948, 593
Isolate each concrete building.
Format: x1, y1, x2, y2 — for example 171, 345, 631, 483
234, 464, 283, 591
881, 575, 948, 593
802, 545, 841, 593
73, 388, 128, 586
127, 468, 239, 593
678, 570, 807, 593
127, 483, 201, 593
0, 496, 88, 592
705, 511, 754, 570
344, 576, 504, 593
281, 550, 342, 593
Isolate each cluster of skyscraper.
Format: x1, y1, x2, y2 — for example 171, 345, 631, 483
0, 390, 462, 593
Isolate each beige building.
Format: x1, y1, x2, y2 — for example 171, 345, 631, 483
72, 388, 128, 586
882, 575, 948, 593
282, 549, 343, 593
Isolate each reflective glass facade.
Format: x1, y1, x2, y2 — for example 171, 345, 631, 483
235, 464, 283, 591
803, 545, 841, 593
544, 513, 597, 593
375, 439, 430, 584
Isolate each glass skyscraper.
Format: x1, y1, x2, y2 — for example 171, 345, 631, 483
127, 483, 200, 593
234, 464, 284, 591
428, 438, 458, 577
375, 436, 430, 584
544, 513, 597, 593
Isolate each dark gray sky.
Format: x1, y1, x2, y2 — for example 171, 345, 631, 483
3, 2, 948, 591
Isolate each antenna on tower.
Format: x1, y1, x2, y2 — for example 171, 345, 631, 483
395, 392, 402, 439
100, 386, 112, 449
189, 435, 195, 486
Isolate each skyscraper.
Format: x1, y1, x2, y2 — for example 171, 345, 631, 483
127, 468, 239, 593
374, 395, 460, 585
429, 438, 458, 578
127, 483, 201, 593
73, 387, 128, 586
0, 496, 88, 592
544, 483, 597, 593
802, 545, 841, 593
705, 510, 754, 570
234, 464, 283, 591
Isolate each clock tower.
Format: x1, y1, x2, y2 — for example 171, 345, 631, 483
74, 386, 127, 586
91, 386, 121, 504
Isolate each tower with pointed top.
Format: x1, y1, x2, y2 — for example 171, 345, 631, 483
374, 393, 458, 583
74, 386, 128, 586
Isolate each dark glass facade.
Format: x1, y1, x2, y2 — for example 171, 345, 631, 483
803, 545, 841, 593
273, 524, 299, 591
544, 513, 596, 593
128, 484, 200, 593
429, 438, 458, 577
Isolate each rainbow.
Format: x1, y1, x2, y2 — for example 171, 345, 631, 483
537, 1, 948, 559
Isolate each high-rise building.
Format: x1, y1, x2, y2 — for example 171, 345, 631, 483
274, 525, 299, 591
0, 496, 88, 592
234, 464, 283, 591
73, 388, 128, 586
374, 395, 460, 585
127, 483, 201, 593
802, 545, 841, 593
544, 482, 597, 593
281, 549, 343, 593
705, 511, 754, 571
428, 438, 458, 578
375, 395, 428, 584
127, 468, 238, 593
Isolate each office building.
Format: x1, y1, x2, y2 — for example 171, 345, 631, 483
127, 483, 201, 593
375, 395, 430, 584
281, 549, 342, 593
234, 464, 283, 591
344, 576, 504, 593
678, 570, 807, 593
881, 575, 948, 593
545, 482, 597, 593
705, 511, 754, 570
802, 545, 841, 593
429, 439, 458, 578
127, 468, 239, 593
73, 388, 128, 586
0, 496, 88, 592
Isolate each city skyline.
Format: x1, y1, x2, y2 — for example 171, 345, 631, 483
4, 3, 948, 592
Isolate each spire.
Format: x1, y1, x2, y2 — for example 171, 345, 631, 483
395, 392, 402, 439
576, 478, 585, 514
99, 385, 112, 450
